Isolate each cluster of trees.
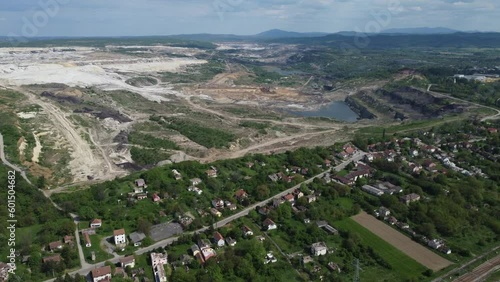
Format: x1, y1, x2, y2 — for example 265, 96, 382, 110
151, 116, 236, 149
128, 132, 179, 151
130, 147, 172, 166
0, 165, 78, 280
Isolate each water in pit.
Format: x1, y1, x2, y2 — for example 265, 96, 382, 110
290, 101, 360, 122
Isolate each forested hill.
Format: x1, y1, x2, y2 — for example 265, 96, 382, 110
268, 32, 500, 49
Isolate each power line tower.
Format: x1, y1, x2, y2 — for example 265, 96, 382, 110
353, 258, 362, 282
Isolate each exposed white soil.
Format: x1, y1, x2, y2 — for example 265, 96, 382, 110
17, 111, 37, 119
0, 47, 207, 103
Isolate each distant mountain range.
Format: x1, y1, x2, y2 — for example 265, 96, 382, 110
166, 28, 477, 41
255, 29, 330, 39
381, 27, 459, 34
3, 28, 500, 49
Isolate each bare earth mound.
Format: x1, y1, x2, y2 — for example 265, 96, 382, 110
353, 211, 453, 272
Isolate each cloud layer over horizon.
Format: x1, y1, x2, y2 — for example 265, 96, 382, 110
0, 0, 498, 37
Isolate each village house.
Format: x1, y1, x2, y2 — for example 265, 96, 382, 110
172, 169, 182, 180
225, 237, 237, 247
134, 179, 146, 188
323, 173, 332, 183
374, 182, 403, 194
206, 168, 218, 178
428, 239, 444, 250
242, 225, 254, 237
129, 232, 146, 247
293, 189, 304, 199
268, 173, 280, 182
396, 222, 410, 229
256, 235, 266, 242
387, 216, 398, 225
364, 154, 374, 162
48, 241, 63, 252
306, 194, 317, 203
408, 162, 422, 174
328, 262, 341, 273
213, 232, 225, 247
263, 218, 277, 231
225, 201, 236, 211
211, 198, 224, 209
114, 229, 127, 245
152, 193, 161, 203
361, 185, 384, 197
84, 232, 92, 247
324, 159, 332, 167
264, 253, 277, 264
190, 178, 202, 186
191, 244, 200, 257
63, 235, 74, 245
179, 215, 194, 227
136, 193, 147, 200
273, 197, 285, 208
283, 193, 295, 204
423, 160, 437, 170
311, 242, 328, 256
42, 254, 62, 264
197, 239, 217, 263
257, 206, 269, 216
234, 189, 249, 202
378, 207, 391, 218
91, 265, 112, 282
210, 208, 222, 217
119, 255, 135, 269
316, 221, 339, 235
188, 186, 203, 195
400, 193, 421, 205
151, 253, 168, 282
90, 219, 102, 228
246, 162, 254, 168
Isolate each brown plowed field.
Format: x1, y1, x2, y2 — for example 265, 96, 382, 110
353, 212, 453, 271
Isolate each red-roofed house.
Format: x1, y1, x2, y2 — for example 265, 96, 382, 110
90, 218, 102, 228
152, 193, 161, 203
234, 189, 249, 202
263, 218, 277, 231
114, 229, 126, 245
84, 232, 92, 247
91, 265, 112, 282
42, 254, 61, 264
213, 232, 225, 247
48, 241, 63, 252
283, 193, 295, 204
242, 225, 253, 237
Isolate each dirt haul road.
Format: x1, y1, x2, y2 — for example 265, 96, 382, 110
353, 211, 453, 272
10, 86, 124, 183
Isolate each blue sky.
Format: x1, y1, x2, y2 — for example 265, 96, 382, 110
0, 0, 498, 36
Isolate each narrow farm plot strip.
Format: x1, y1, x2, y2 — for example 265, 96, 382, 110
352, 211, 453, 272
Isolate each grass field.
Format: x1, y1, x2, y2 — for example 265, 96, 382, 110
485, 269, 500, 282
335, 217, 428, 280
